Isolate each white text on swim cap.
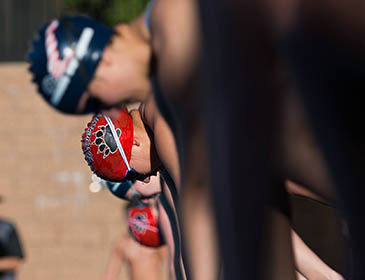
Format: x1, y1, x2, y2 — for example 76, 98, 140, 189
44, 20, 94, 105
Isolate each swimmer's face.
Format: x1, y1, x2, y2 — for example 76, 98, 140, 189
77, 24, 150, 113
129, 109, 161, 176
133, 172, 162, 197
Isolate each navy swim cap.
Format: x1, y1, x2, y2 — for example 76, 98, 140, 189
28, 15, 114, 114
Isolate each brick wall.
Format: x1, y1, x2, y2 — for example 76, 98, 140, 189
0, 63, 130, 280
0, 0, 64, 61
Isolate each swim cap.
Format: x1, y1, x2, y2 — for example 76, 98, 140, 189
127, 201, 164, 247
28, 15, 114, 114
81, 108, 134, 181
105, 180, 135, 200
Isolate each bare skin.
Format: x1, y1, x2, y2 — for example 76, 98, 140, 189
130, 109, 161, 176
286, 181, 344, 280
102, 234, 168, 280
80, 15, 151, 108
132, 172, 162, 198
292, 230, 344, 280
296, 271, 307, 280
138, 96, 180, 186
182, 183, 220, 280
0, 257, 22, 272
157, 197, 180, 280
286, 180, 332, 207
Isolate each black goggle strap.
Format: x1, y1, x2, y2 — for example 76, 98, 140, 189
103, 114, 134, 178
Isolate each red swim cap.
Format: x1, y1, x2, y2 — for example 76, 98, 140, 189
127, 201, 163, 247
81, 108, 133, 181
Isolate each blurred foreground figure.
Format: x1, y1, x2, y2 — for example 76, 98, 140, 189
102, 200, 168, 280
192, 0, 294, 278
283, 182, 344, 280
102, 231, 168, 280
280, 1, 365, 279
292, 230, 344, 280
0, 197, 25, 280
196, 0, 365, 278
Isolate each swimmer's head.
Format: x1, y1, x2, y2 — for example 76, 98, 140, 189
81, 108, 160, 182
81, 108, 134, 181
128, 109, 161, 176
29, 16, 151, 114
28, 15, 114, 114
126, 199, 164, 247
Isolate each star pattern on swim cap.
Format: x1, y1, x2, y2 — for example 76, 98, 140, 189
91, 124, 122, 159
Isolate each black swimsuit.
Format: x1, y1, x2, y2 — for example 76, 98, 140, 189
145, 3, 187, 279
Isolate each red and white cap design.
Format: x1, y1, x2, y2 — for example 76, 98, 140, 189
127, 201, 163, 247
81, 108, 134, 181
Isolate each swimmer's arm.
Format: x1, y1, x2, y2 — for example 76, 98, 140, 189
101, 238, 125, 280
0, 257, 23, 272
296, 271, 307, 280
152, 0, 200, 96
153, 115, 180, 186
291, 230, 344, 280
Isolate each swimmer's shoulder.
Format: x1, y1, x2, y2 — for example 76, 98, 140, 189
157, 245, 168, 260
124, 234, 164, 261
149, 0, 199, 51
114, 235, 129, 257
148, 0, 183, 54
138, 95, 159, 130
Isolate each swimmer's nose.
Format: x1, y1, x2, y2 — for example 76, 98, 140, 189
143, 177, 151, 183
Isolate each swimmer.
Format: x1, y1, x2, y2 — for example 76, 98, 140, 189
102, 199, 168, 280
82, 109, 185, 279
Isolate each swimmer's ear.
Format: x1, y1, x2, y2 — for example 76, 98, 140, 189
133, 139, 141, 147
100, 47, 114, 66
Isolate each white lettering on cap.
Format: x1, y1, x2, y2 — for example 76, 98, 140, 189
50, 27, 94, 106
